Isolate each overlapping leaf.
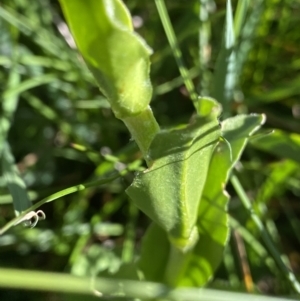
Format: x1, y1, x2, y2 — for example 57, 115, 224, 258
138, 113, 265, 287
127, 101, 221, 251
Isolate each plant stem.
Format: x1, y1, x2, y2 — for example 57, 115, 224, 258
231, 174, 300, 293
123, 106, 160, 165
0, 267, 297, 300
0, 173, 122, 235
163, 244, 191, 287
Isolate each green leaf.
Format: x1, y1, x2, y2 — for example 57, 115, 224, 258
255, 160, 298, 206
180, 139, 231, 286
222, 114, 266, 162
59, 0, 153, 119
0, 49, 20, 157
0, 172, 122, 235
196, 97, 222, 117
234, 0, 250, 39
247, 76, 300, 104
127, 105, 221, 251
138, 114, 265, 286
250, 129, 300, 164
3, 73, 57, 101
138, 222, 170, 283
154, 0, 198, 105
211, 0, 236, 114
186, 113, 266, 286
235, 0, 264, 78
1, 143, 31, 216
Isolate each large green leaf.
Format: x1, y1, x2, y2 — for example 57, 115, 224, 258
186, 113, 266, 286
127, 102, 221, 251
138, 114, 265, 287
59, 0, 152, 119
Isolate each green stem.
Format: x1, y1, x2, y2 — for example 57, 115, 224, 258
0, 267, 297, 300
123, 106, 160, 165
163, 244, 191, 287
122, 203, 138, 263
0, 173, 122, 235
231, 174, 300, 293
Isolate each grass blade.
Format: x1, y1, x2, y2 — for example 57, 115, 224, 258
198, 0, 213, 95
230, 216, 278, 274
0, 44, 32, 218
234, 0, 250, 39
3, 73, 57, 100
250, 130, 300, 164
0, 173, 122, 235
231, 174, 300, 293
211, 0, 236, 115
154, 0, 198, 107
235, 0, 264, 77
0, 4, 66, 58
0, 48, 20, 155
1, 143, 32, 216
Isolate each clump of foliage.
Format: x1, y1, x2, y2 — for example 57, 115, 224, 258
0, 0, 300, 300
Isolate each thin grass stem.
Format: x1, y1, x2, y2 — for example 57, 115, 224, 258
231, 174, 300, 293
155, 0, 198, 107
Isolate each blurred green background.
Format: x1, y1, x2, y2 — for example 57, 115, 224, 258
1, 0, 300, 300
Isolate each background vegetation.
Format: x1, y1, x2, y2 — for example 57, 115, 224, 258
0, 0, 300, 300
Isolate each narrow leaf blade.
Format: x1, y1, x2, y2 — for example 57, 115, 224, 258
1, 143, 31, 216
211, 0, 236, 114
